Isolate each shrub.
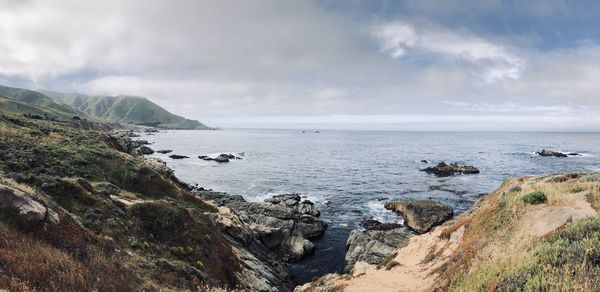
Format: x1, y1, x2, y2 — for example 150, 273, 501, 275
523, 191, 547, 205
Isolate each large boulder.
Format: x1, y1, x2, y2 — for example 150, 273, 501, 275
385, 200, 453, 234
0, 184, 59, 225
345, 227, 412, 273
536, 149, 567, 157
138, 146, 154, 155
197, 192, 327, 262
420, 162, 479, 175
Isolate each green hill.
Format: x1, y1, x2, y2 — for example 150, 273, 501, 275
0, 85, 85, 119
44, 91, 208, 129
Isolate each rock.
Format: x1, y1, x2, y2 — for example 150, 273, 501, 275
568, 152, 579, 156
213, 155, 230, 163
536, 149, 567, 157
199, 154, 241, 163
0, 184, 59, 225
420, 162, 480, 175
169, 154, 189, 159
344, 228, 412, 272
384, 200, 453, 234
197, 191, 327, 262
206, 207, 292, 291
156, 149, 173, 154
145, 128, 160, 133
139, 146, 155, 155
421, 159, 429, 163
127, 132, 141, 138
361, 219, 403, 231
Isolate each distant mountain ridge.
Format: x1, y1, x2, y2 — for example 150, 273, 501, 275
44, 91, 208, 129
0, 85, 86, 119
0, 84, 208, 129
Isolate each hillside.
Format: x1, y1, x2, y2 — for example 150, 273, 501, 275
44, 91, 209, 129
298, 173, 600, 291
0, 85, 85, 119
0, 113, 288, 291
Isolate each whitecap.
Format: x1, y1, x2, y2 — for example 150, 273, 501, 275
366, 200, 403, 224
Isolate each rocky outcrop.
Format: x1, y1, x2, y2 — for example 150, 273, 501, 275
198, 192, 327, 262
345, 224, 411, 273
0, 184, 59, 225
536, 149, 567, 157
384, 200, 453, 234
156, 149, 173, 154
420, 162, 480, 175
207, 206, 292, 291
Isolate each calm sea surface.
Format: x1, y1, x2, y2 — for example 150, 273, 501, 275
141, 129, 600, 283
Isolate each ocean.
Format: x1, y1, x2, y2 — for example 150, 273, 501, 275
140, 129, 600, 283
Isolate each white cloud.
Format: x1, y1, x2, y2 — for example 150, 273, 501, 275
371, 21, 525, 82
1, 1, 600, 130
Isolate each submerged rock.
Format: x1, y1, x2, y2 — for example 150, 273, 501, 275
156, 149, 173, 154
197, 192, 327, 262
420, 162, 480, 175
536, 149, 568, 157
384, 200, 453, 234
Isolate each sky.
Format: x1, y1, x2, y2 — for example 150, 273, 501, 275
1, 0, 600, 130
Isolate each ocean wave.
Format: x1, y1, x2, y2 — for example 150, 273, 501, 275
366, 200, 403, 224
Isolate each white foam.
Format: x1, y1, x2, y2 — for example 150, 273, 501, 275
366, 200, 403, 224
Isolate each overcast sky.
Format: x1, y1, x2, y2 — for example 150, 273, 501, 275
1, 0, 600, 130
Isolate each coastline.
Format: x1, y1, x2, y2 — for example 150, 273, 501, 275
1, 114, 599, 291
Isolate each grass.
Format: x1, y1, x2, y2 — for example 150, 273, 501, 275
586, 186, 600, 211
376, 252, 398, 270
522, 190, 547, 205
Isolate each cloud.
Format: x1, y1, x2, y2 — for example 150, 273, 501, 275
371, 21, 525, 82
0, 1, 600, 130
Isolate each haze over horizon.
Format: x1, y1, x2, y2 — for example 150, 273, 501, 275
1, 0, 600, 131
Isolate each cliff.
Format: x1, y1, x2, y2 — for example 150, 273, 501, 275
297, 173, 600, 291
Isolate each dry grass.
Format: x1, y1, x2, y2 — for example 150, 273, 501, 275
0, 124, 28, 140
586, 185, 600, 211
0, 177, 39, 197
0, 222, 138, 291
